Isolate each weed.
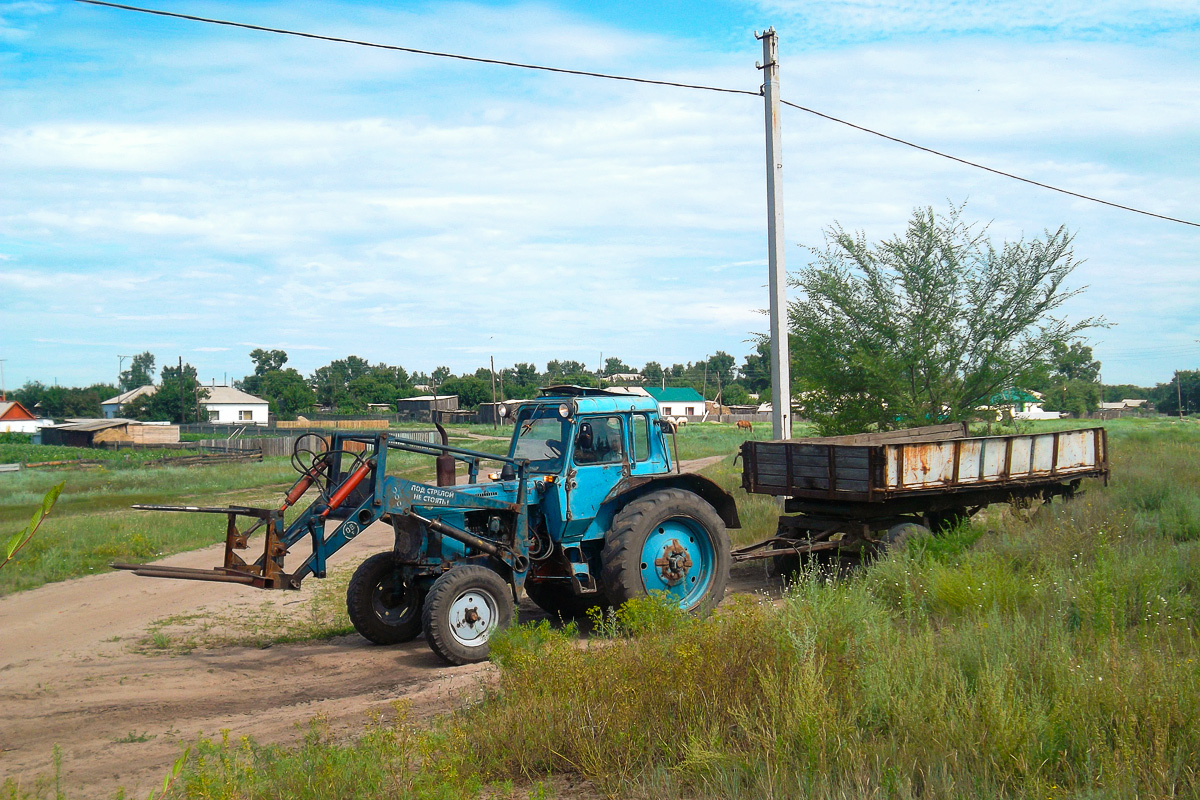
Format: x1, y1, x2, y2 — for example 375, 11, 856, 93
113, 731, 156, 744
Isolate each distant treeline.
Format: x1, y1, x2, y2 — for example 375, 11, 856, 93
13, 345, 1196, 422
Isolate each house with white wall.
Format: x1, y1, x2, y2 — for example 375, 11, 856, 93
201, 386, 269, 425
101, 384, 269, 425
0, 401, 52, 433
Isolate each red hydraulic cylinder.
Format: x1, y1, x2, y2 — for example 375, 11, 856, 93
321, 460, 374, 517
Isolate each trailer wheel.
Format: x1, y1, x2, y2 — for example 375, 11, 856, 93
525, 581, 609, 619
881, 522, 931, 554
347, 552, 425, 645
601, 489, 730, 614
423, 565, 514, 665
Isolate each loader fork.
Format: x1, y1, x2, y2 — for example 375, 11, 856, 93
112, 505, 297, 588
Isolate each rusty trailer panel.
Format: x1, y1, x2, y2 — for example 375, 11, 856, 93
741, 426, 1107, 502
884, 428, 1105, 490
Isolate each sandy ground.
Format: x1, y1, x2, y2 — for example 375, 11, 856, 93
0, 455, 764, 798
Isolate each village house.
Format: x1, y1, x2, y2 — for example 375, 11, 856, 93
100, 385, 269, 425
0, 400, 51, 434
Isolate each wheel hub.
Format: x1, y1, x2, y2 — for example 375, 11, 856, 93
654, 538, 693, 586
448, 591, 494, 645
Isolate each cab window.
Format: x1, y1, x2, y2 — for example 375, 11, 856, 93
573, 416, 625, 465
511, 406, 569, 473
632, 414, 650, 462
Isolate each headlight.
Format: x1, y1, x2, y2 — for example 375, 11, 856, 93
558, 403, 570, 418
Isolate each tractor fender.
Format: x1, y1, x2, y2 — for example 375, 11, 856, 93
601, 473, 741, 529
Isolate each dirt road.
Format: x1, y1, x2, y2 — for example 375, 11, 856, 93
0, 455, 760, 798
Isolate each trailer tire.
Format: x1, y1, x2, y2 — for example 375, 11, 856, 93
524, 581, 609, 619
601, 489, 730, 615
882, 522, 931, 554
423, 565, 514, 665
347, 552, 425, 645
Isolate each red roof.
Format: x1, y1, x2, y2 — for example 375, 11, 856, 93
0, 401, 37, 421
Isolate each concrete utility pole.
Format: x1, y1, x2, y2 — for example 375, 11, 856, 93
179, 356, 186, 424
1178, 370, 1184, 419
489, 355, 498, 430
117, 354, 131, 390
758, 27, 792, 441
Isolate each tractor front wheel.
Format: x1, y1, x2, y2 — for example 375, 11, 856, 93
423, 565, 514, 665
600, 489, 730, 615
347, 552, 425, 645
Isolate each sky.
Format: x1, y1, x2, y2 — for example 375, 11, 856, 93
1, 0, 1198, 391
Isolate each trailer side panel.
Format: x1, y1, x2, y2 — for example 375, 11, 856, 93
883, 429, 1103, 490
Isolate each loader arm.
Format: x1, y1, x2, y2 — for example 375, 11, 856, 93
114, 431, 529, 589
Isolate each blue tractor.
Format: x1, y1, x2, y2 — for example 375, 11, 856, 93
116, 387, 739, 665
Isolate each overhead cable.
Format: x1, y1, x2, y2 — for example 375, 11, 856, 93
778, 99, 1199, 228
73, 0, 758, 98
75, 0, 1199, 229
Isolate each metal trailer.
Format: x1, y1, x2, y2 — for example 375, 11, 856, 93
734, 423, 1109, 562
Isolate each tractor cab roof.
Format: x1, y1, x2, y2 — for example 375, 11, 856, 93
525, 386, 659, 415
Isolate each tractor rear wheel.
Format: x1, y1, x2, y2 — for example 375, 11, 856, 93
347, 552, 424, 645
600, 488, 730, 614
524, 580, 609, 620
423, 565, 514, 665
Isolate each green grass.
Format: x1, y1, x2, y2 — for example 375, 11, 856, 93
147, 419, 1200, 800
0, 441, 206, 466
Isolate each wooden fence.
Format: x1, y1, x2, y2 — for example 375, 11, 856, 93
275, 419, 390, 430
196, 429, 440, 459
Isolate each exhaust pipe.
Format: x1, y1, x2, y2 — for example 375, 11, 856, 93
434, 422, 456, 487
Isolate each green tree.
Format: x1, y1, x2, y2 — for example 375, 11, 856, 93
788, 203, 1101, 434
642, 361, 664, 385
501, 363, 541, 400
126, 363, 209, 423
15, 381, 118, 419
1155, 370, 1200, 416
119, 351, 156, 391
706, 352, 736, 388
545, 360, 589, 380
603, 357, 632, 376
1034, 342, 1102, 416
740, 341, 772, 395
311, 356, 372, 410
249, 348, 288, 375
439, 376, 491, 409
722, 382, 752, 406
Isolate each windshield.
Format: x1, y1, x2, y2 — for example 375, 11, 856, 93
510, 405, 569, 474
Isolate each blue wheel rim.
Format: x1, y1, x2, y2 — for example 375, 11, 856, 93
638, 517, 714, 610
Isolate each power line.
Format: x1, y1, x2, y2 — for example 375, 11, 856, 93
779, 100, 1199, 228
76, 0, 1200, 229
73, 0, 758, 99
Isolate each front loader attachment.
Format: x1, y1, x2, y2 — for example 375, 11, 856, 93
111, 430, 528, 592
112, 503, 297, 589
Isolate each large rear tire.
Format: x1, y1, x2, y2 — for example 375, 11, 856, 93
346, 552, 424, 645
423, 565, 514, 665
524, 580, 609, 619
600, 488, 730, 614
